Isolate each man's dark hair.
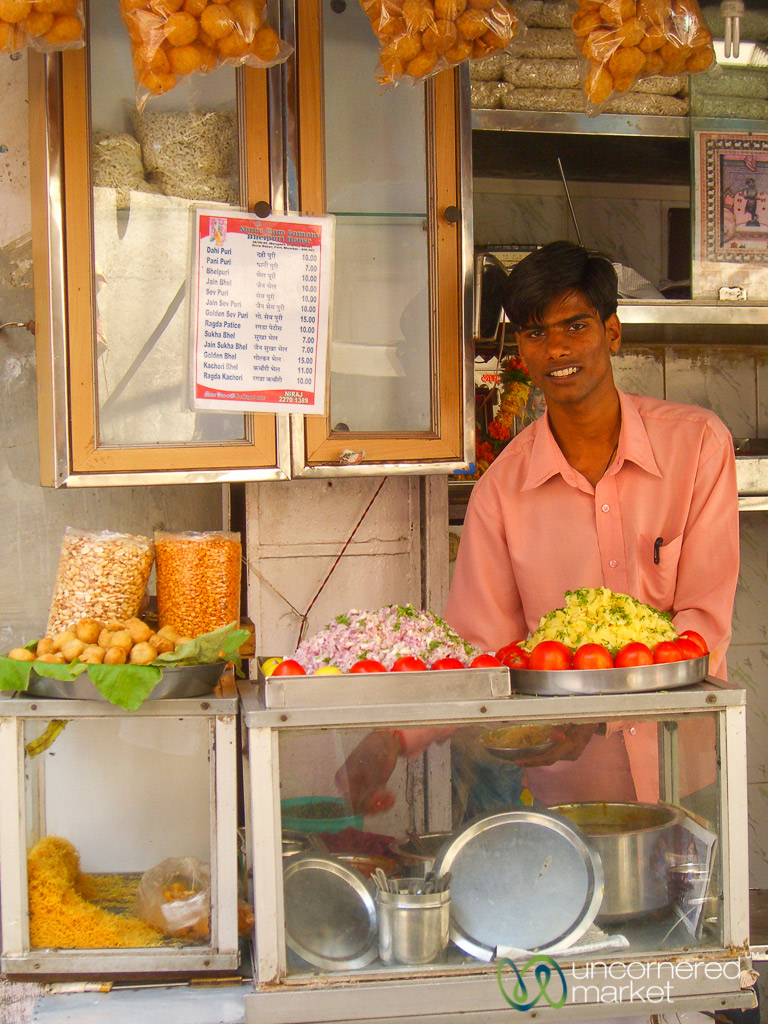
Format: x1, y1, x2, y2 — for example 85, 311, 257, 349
502, 241, 619, 330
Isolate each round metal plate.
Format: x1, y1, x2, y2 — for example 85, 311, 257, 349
26, 662, 225, 701
433, 809, 604, 959
283, 854, 378, 971
510, 654, 708, 696
482, 739, 557, 762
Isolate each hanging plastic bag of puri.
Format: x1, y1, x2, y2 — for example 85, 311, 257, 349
359, 0, 524, 88
0, 0, 85, 55
571, 0, 715, 114
118, 0, 293, 111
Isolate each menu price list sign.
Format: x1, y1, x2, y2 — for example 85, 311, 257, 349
191, 209, 334, 415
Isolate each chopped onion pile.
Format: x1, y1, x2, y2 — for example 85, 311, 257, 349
293, 604, 480, 673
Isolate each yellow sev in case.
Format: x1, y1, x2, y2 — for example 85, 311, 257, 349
28, 836, 163, 949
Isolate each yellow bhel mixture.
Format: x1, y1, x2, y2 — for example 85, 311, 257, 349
524, 587, 677, 654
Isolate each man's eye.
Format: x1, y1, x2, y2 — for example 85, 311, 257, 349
568, 321, 587, 331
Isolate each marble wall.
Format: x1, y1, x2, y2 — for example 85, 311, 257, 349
473, 176, 689, 290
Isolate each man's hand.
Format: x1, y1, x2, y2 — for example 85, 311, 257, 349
513, 723, 597, 767
335, 730, 401, 815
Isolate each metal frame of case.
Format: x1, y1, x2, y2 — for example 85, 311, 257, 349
0, 693, 239, 976
239, 673, 752, 1024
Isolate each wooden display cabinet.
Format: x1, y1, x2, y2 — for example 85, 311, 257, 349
28, 0, 474, 486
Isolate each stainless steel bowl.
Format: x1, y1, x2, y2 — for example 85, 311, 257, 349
282, 830, 312, 859
550, 802, 683, 923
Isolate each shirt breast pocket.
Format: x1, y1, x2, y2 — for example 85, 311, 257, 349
636, 532, 683, 610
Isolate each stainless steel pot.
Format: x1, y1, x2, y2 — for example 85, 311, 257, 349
550, 802, 684, 924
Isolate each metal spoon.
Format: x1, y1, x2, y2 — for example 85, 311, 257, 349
419, 871, 436, 894
374, 867, 389, 893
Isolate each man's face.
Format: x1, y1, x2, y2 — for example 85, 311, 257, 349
515, 289, 621, 411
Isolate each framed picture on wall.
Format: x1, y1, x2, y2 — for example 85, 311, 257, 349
692, 131, 768, 300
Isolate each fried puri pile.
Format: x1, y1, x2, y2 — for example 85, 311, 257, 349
572, 0, 714, 106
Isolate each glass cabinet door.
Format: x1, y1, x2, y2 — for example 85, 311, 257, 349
30, 3, 285, 485
288, 0, 472, 474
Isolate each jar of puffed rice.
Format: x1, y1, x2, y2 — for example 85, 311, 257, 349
154, 531, 242, 638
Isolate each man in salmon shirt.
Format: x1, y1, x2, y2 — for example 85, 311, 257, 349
337, 241, 739, 815
445, 240, 740, 807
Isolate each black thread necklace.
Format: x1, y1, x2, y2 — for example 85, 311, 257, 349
602, 438, 619, 478
602, 412, 622, 478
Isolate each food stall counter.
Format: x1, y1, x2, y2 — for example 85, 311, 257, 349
238, 670, 753, 1024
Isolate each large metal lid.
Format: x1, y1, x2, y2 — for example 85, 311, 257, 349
433, 809, 604, 959
283, 854, 378, 971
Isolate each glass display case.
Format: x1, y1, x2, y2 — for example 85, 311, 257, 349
239, 670, 751, 1024
30, 5, 282, 486
284, 0, 473, 476
29, 0, 473, 486
0, 692, 239, 975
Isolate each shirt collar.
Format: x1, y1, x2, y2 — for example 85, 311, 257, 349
521, 389, 661, 491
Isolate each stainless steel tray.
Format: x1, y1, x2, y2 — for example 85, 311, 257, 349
26, 662, 226, 701
510, 654, 709, 696
282, 854, 378, 971
433, 809, 604, 959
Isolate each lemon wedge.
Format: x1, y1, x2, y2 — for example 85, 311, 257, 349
261, 657, 284, 677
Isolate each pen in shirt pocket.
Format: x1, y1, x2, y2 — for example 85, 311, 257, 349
653, 537, 664, 565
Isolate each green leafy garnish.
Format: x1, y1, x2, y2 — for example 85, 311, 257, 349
0, 621, 249, 711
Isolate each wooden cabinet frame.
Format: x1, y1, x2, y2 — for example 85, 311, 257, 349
29, 3, 475, 485
30, 50, 289, 486
283, 1, 475, 476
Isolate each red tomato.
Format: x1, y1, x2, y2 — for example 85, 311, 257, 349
391, 655, 427, 672
615, 642, 653, 668
653, 641, 684, 664
496, 643, 530, 669
674, 638, 704, 660
528, 641, 573, 671
678, 629, 708, 655
431, 657, 464, 670
270, 659, 306, 676
573, 643, 614, 670
350, 659, 388, 673
470, 654, 503, 668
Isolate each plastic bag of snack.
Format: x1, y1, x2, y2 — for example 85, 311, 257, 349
360, 0, 523, 88
135, 857, 211, 938
118, 0, 293, 111
154, 530, 241, 638
46, 528, 154, 638
0, 0, 85, 55
571, 0, 715, 113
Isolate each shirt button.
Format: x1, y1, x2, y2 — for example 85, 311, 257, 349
601, 504, 610, 513
629, 727, 637, 736
609, 559, 618, 568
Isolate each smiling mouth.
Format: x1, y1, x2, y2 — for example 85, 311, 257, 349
549, 366, 579, 379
